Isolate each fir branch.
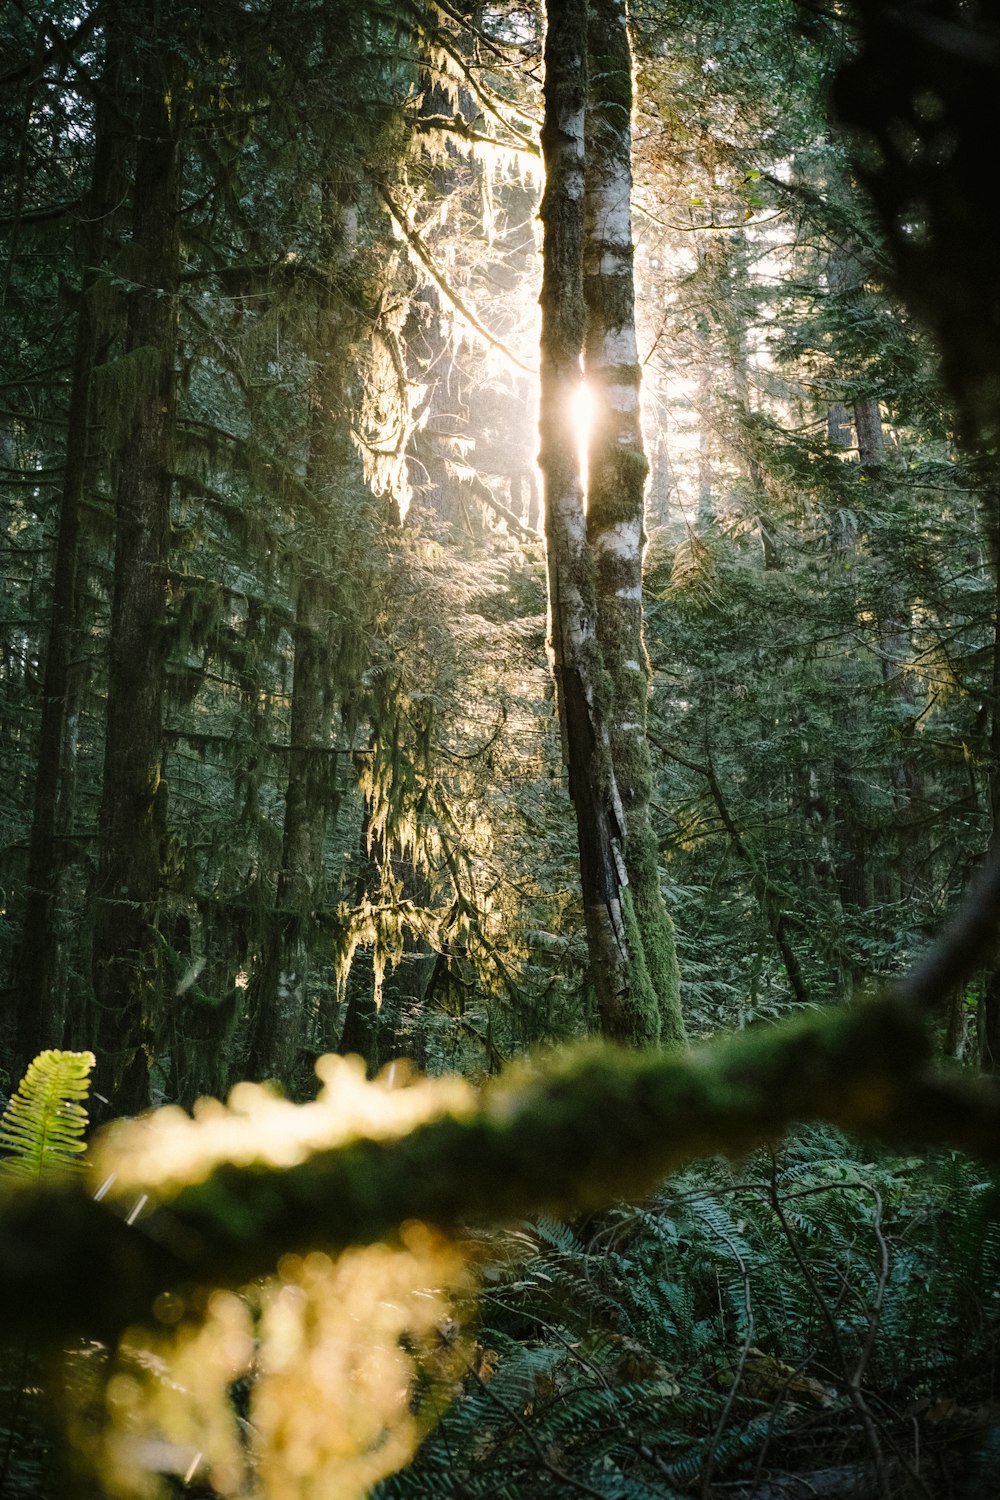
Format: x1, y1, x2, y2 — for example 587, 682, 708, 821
412, 113, 539, 157
0, 2, 105, 89
394, 0, 540, 144
376, 185, 536, 377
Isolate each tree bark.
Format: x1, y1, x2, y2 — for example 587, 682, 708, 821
246, 191, 362, 1084
245, 571, 330, 1084
538, 0, 645, 1040
91, 34, 181, 1115
979, 497, 1000, 1069
582, 0, 684, 1047
15, 37, 124, 1071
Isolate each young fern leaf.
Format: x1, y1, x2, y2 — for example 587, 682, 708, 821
0, 1050, 95, 1182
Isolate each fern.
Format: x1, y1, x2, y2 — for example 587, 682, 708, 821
0, 1052, 95, 1500
0, 1050, 95, 1182
381, 1135, 1000, 1500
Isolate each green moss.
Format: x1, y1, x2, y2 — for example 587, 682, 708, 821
588, 444, 649, 536
0, 996, 954, 1343
638, 876, 683, 1050
93, 344, 163, 451
617, 884, 661, 1046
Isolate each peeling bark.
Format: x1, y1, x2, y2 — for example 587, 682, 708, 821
539, 0, 638, 1035
583, 0, 684, 1046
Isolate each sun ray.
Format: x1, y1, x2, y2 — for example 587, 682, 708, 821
571, 379, 595, 489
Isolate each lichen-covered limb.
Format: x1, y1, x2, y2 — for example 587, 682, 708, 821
5, 997, 998, 1345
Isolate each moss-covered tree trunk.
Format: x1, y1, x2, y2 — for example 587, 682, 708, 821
582, 0, 684, 1048
246, 192, 362, 1084
15, 40, 124, 1071
245, 573, 330, 1085
539, 0, 629, 1035
978, 496, 1000, 1070
539, 0, 677, 1046
91, 35, 181, 1115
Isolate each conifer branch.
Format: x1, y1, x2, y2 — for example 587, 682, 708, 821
394, 0, 540, 143
376, 185, 536, 376
412, 113, 539, 157
0, 1, 105, 89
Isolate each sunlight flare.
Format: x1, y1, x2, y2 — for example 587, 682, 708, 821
571, 379, 595, 489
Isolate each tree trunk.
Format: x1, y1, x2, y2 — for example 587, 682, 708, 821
979, 498, 1000, 1069
15, 42, 123, 1071
539, 0, 635, 1037
856, 393, 929, 905
582, 0, 684, 1048
246, 191, 360, 1084
245, 573, 330, 1084
91, 38, 181, 1115
539, 0, 683, 1046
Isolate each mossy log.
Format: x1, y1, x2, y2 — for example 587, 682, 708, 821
2, 995, 1000, 1345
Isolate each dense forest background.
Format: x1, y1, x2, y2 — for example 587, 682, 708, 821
2, 0, 1000, 1496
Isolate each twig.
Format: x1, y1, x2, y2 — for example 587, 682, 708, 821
852, 1185, 888, 1395
765, 1152, 891, 1500
889, 843, 1000, 1014
470, 1365, 610, 1500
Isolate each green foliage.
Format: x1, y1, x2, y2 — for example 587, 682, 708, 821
0, 1050, 94, 1183
0, 1050, 94, 1496
382, 1135, 1000, 1499
3, 2, 1000, 1494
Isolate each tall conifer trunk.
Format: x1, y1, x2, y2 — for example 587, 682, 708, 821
244, 570, 330, 1083
977, 492, 1000, 1069
246, 191, 360, 1083
539, 0, 630, 1035
92, 33, 181, 1114
15, 39, 123, 1070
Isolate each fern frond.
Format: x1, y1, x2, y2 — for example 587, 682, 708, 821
528, 1215, 585, 1255
0, 1050, 95, 1182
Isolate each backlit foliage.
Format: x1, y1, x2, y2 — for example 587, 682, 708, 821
68, 1229, 471, 1500
69, 1058, 477, 1500
93, 1053, 474, 1200
0, 1049, 94, 1182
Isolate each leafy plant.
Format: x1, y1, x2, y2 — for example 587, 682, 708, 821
0, 1050, 94, 1496
0, 1049, 95, 1183
380, 1133, 1000, 1499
